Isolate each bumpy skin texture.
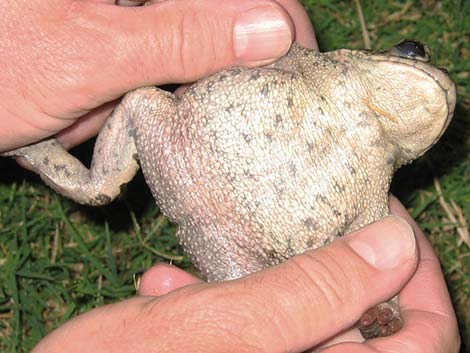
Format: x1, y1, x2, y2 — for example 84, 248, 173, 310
4, 43, 456, 337
142, 44, 455, 281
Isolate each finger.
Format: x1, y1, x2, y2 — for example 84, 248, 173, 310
364, 196, 460, 353
242, 216, 417, 352
275, 0, 318, 49
317, 326, 365, 349
36, 0, 293, 147
137, 263, 202, 296
32, 216, 417, 353
322, 197, 460, 353
154, 216, 417, 353
389, 196, 456, 315
54, 1, 316, 152
320, 306, 462, 353
173, 0, 317, 97
72, 0, 293, 104
55, 100, 119, 149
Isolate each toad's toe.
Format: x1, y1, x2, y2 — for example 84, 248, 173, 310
358, 302, 402, 339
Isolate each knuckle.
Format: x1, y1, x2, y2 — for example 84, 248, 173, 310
288, 248, 361, 310
170, 10, 224, 81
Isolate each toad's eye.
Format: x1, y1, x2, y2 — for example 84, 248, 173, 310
390, 40, 430, 62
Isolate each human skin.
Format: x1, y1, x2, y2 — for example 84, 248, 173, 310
32, 198, 460, 353
0, 1, 459, 352
0, 0, 315, 152
137, 198, 461, 353
136, 197, 462, 353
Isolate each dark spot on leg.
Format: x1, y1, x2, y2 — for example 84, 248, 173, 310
218, 74, 228, 82
42, 156, 49, 165
242, 133, 252, 143
230, 68, 241, 76
94, 193, 112, 205
307, 142, 315, 153
322, 237, 331, 246
348, 163, 357, 175
250, 71, 261, 80
333, 180, 346, 192
243, 169, 254, 178
225, 172, 236, 183
303, 217, 318, 231
287, 97, 293, 108
315, 194, 343, 219
53, 164, 71, 178
261, 84, 269, 96
288, 161, 297, 177
207, 80, 215, 92
264, 132, 273, 142
225, 103, 234, 113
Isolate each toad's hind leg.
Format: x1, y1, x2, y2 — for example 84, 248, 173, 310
1, 91, 147, 206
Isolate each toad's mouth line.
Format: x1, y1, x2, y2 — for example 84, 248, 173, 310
371, 57, 455, 104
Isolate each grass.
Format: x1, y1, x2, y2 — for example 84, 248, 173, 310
1, 0, 469, 351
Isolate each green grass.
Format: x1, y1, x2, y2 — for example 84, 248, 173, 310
1, 0, 469, 351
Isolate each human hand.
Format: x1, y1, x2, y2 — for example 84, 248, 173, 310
0, 0, 316, 153
137, 197, 460, 353
310, 196, 460, 352
34, 212, 424, 352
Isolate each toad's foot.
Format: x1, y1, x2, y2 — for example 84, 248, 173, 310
358, 300, 402, 339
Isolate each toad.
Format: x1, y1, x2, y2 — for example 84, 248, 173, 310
3, 40, 456, 338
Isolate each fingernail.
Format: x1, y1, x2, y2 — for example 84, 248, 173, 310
348, 216, 416, 270
234, 6, 293, 64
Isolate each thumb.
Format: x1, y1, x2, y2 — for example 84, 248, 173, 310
0, 0, 294, 151
30, 216, 418, 353
188, 215, 418, 352
84, 0, 294, 99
